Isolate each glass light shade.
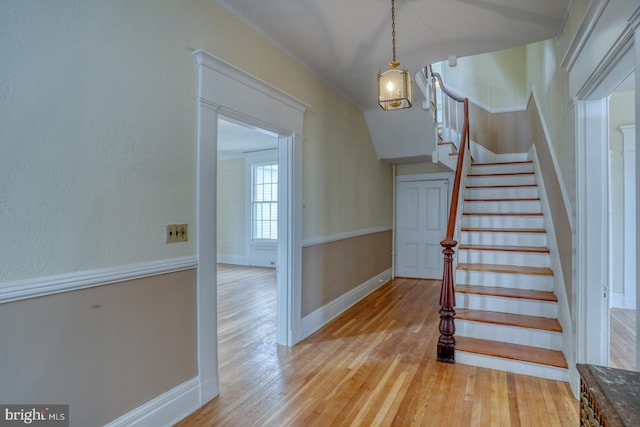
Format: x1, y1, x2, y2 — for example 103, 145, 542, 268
378, 67, 412, 110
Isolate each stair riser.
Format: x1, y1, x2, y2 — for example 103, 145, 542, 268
470, 163, 534, 175
456, 352, 569, 382
460, 231, 547, 247
467, 174, 536, 187
463, 200, 541, 213
458, 250, 550, 268
462, 215, 544, 229
465, 187, 539, 199
455, 269, 554, 291
455, 293, 558, 318
456, 320, 563, 350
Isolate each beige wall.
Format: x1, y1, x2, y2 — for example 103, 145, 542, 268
525, 40, 575, 214
0, 270, 197, 427
443, 46, 529, 110
302, 231, 392, 316
1, 0, 393, 423
528, 99, 573, 308
218, 157, 247, 259
469, 104, 531, 154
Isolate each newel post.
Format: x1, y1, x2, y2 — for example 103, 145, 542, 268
438, 238, 457, 363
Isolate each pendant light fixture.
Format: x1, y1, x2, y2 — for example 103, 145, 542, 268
378, 0, 412, 110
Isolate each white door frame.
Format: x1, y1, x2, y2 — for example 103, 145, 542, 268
193, 50, 307, 403
573, 28, 638, 372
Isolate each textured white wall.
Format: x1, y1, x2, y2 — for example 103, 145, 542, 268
0, 0, 393, 282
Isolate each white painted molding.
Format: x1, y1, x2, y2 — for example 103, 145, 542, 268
216, 254, 249, 265
300, 269, 392, 339
302, 227, 392, 248
193, 50, 309, 116
530, 89, 574, 231
104, 377, 200, 427
529, 144, 574, 382
560, 0, 610, 71
396, 172, 453, 183
0, 256, 198, 304
610, 292, 625, 309
442, 83, 527, 114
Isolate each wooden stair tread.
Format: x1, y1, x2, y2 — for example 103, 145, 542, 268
464, 197, 540, 202
456, 285, 557, 302
472, 161, 533, 166
463, 212, 543, 216
461, 227, 546, 234
468, 171, 534, 177
466, 183, 537, 189
456, 337, 568, 368
437, 141, 455, 146
458, 244, 549, 253
456, 308, 562, 332
457, 263, 553, 276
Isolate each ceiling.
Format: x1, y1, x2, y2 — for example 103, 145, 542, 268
216, 0, 571, 161
218, 116, 278, 156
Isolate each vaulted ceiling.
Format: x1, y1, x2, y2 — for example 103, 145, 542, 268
217, 0, 571, 161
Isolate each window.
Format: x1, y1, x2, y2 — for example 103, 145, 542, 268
252, 163, 278, 240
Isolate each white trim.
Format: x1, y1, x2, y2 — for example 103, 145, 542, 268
216, 254, 249, 265
302, 227, 393, 248
529, 144, 575, 390
560, 0, 610, 71
193, 48, 306, 406
611, 292, 625, 308
104, 377, 200, 427
0, 256, 198, 305
300, 269, 392, 339
530, 89, 574, 230
396, 172, 453, 183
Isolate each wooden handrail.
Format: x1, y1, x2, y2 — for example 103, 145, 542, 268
428, 65, 471, 363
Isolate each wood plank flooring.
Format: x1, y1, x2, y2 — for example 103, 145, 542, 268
177, 264, 578, 426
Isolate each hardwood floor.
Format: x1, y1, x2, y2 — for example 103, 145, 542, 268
610, 308, 637, 371
177, 264, 578, 426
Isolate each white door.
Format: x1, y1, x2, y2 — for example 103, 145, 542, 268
396, 179, 448, 279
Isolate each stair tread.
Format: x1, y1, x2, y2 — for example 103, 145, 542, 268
466, 183, 537, 189
472, 161, 533, 166
458, 244, 549, 253
468, 171, 534, 177
456, 308, 562, 332
461, 227, 546, 234
456, 285, 557, 302
457, 263, 553, 276
463, 212, 543, 216
464, 197, 540, 202
456, 336, 568, 368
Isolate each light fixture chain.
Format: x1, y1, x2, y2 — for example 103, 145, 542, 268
391, 0, 396, 64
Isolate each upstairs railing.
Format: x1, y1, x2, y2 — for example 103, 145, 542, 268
427, 65, 471, 363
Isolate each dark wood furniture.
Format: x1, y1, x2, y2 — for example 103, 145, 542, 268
577, 363, 640, 426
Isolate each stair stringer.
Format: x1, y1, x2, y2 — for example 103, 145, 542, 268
529, 144, 576, 392
453, 149, 570, 382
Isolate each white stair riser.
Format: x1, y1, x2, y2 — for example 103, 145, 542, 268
467, 174, 536, 187
456, 352, 569, 382
455, 293, 558, 318
465, 187, 539, 199
462, 215, 544, 229
456, 320, 563, 350
458, 250, 550, 268
463, 200, 541, 213
470, 163, 534, 175
455, 269, 554, 291
460, 231, 547, 247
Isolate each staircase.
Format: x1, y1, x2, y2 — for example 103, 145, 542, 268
453, 159, 568, 381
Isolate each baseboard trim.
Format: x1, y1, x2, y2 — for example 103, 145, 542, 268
301, 268, 392, 339
217, 254, 249, 265
104, 377, 200, 427
0, 256, 198, 304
